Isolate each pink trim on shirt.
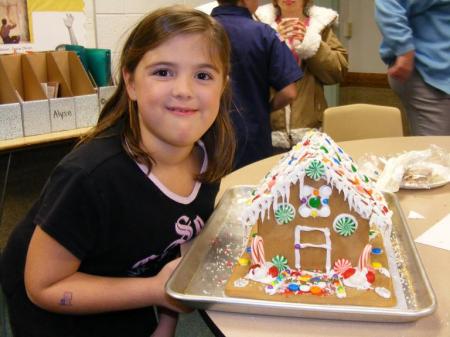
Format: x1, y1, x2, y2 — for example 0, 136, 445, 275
136, 141, 208, 205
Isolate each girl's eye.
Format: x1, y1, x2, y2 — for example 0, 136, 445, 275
152, 69, 172, 77
196, 72, 213, 81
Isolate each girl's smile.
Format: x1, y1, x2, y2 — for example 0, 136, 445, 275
166, 105, 198, 116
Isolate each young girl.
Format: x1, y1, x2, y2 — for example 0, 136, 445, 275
257, 0, 348, 131
0, 5, 235, 337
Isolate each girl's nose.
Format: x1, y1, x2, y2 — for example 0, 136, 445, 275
172, 75, 193, 98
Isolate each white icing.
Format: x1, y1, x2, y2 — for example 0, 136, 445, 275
265, 283, 282, 295
298, 184, 332, 218
233, 278, 249, 288
245, 262, 276, 285
294, 225, 332, 273
375, 287, 392, 299
342, 268, 372, 290
377, 267, 391, 278
299, 284, 311, 292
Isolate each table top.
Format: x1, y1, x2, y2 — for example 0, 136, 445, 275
210, 136, 450, 337
0, 127, 91, 153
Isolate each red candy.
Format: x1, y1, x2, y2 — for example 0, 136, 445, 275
342, 267, 356, 279
268, 266, 279, 277
366, 270, 376, 283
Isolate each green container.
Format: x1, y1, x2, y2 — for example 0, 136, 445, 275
85, 48, 111, 87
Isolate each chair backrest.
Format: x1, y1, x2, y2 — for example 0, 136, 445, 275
322, 103, 403, 142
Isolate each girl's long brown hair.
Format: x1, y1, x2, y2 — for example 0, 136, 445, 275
81, 5, 235, 182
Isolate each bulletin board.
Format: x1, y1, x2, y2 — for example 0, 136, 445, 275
0, 0, 87, 54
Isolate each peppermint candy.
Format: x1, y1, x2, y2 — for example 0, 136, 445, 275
275, 203, 295, 224
306, 160, 325, 181
271, 255, 288, 271
333, 258, 352, 275
333, 214, 358, 236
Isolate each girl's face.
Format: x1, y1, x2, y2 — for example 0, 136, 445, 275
277, 0, 304, 15
124, 33, 224, 151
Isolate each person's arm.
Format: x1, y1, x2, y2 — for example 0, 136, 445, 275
63, 13, 78, 45
303, 28, 348, 85
270, 82, 297, 112
374, 0, 415, 62
151, 309, 178, 337
24, 226, 187, 315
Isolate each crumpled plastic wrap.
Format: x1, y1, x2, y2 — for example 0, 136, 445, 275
356, 145, 450, 192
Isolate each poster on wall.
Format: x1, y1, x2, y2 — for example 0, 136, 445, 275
0, 0, 86, 54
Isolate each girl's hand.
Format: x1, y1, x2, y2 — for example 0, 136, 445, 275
278, 18, 306, 42
155, 258, 192, 313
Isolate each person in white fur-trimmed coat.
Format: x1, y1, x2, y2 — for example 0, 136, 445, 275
256, 0, 348, 132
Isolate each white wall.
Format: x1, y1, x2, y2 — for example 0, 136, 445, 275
86, 0, 386, 76
89, 0, 270, 79
339, 0, 386, 73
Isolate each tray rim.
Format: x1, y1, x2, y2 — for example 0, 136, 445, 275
166, 185, 437, 322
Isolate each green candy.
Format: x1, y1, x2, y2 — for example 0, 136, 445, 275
308, 196, 321, 209
306, 160, 325, 181
334, 216, 357, 236
272, 255, 288, 271
275, 203, 295, 224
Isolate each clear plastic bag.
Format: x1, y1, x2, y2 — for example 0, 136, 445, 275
357, 145, 450, 192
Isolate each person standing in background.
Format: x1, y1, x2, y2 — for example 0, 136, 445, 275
257, 0, 348, 132
375, 0, 450, 136
211, 0, 302, 170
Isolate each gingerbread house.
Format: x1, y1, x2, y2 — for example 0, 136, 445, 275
225, 130, 396, 306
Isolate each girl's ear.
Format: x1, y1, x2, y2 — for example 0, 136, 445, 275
123, 68, 137, 101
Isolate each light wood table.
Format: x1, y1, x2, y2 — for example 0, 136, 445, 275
0, 127, 91, 153
206, 136, 450, 337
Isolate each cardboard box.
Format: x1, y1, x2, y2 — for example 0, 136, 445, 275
0, 103, 23, 140
98, 85, 116, 112
0, 53, 51, 137
48, 51, 98, 129
0, 55, 24, 140
19, 53, 51, 136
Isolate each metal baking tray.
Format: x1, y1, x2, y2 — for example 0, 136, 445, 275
166, 186, 436, 322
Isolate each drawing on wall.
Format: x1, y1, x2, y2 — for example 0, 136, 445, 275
32, 11, 85, 50
0, 0, 86, 54
0, 0, 30, 44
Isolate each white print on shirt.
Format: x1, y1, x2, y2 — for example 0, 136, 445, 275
130, 214, 205, 271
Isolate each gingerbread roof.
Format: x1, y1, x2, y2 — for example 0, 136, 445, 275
241, 130, 393, 235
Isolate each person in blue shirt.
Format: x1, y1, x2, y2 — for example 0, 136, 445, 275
211, 0, 303, 169
375, 0, 450, 136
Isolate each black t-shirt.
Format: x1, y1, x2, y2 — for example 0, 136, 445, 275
0, 131, 219, 337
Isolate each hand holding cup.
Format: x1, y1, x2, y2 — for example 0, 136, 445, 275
278, 18, 306, 42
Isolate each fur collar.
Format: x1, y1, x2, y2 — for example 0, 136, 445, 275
256, 4, 338, 59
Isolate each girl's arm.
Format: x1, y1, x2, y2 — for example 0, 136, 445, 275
270, 82, 298, 112
151, 309, 178, 337
24, 226, 186, 314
